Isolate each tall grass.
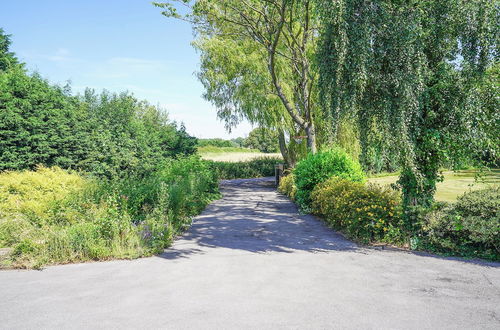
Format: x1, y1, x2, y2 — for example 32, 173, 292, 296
0, 157, 219, 269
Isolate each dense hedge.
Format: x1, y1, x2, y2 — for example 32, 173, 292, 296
0, 157, 219, 269
419, 187, 499, 260
311, 177, 404, 243
206, 157, 282, 179
281, 168, 499, 260
0, 68, 197, 177
0, 31, 214, 269
294, 148, 365, 209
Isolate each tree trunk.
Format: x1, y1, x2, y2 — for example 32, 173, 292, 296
305, 123, 317, 154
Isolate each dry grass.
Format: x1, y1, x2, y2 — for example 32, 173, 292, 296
368, 169, 500, 202
201, 152, 282, 162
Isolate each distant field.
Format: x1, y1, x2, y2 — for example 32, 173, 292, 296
368, 169, 500, 202
197, 145, 282, 162
201, 151, 282, 162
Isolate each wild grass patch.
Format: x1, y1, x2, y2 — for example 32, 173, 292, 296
0, 157, 219, 269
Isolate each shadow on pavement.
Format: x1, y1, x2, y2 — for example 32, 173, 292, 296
159, 177, 499, 268
159, 177, 359, 259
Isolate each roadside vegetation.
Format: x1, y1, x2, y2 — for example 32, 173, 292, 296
206, 157, 282, 180
279, 149, 499, 261
0, 160, 218, 269
0, 30, 219, 268
0, 0, 498, 267
160, 0, 498, 261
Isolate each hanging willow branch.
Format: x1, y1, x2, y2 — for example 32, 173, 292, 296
317, 0, 498, 213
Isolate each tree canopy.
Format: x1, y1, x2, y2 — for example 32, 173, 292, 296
0, 29, 19, 71
316, 0, 499, 213
244, 127, 279, 153
154, 0, 328, 159
0, 31, 197, 177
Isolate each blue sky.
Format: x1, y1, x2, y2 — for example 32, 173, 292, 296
0, 0, 253, 138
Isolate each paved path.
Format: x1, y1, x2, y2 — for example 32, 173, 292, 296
1, 178, 499, 329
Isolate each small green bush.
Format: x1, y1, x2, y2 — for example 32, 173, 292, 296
206, 157, 282, 179
311, 177, 404, 244
294, 148, 365, 209
278, 173, 297, 200
420, 187, 499, 260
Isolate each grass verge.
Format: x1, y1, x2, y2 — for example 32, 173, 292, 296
0, 157, 219, 269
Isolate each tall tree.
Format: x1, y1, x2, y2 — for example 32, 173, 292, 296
244, 127, 279, 153
317, 0, 498, 216
0, 28, 19, 71
154, 0, 324, 155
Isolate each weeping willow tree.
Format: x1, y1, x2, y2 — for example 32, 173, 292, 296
193, 30, 311, 165
317, 0, 498, 216
154, 0, 331, 161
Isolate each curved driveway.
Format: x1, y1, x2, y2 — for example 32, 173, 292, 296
1, 177, 499, 329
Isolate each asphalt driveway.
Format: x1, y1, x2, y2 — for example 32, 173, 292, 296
1, 177, 499, 329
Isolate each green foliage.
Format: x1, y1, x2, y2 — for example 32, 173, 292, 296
244, 127, 279, 153
0, 158, 219, 268
470, 63, 500, 167
0, 68, 84, 170
278, 173, 297, 201
0, 32, 197, 177
311, 178, 404, 244
0, 68, 197, 176
317, 0, 498, 219
74, 89, 197, 178
157, 0, 326, 156
0, 28, 19, 71
231, 137, 245, 148
294, 148, 365, 209
206, 157, 281, 180
419, 187, 499, 261
197, 138, 237, 148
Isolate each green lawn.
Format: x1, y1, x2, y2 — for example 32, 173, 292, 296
368, 169, 500, 202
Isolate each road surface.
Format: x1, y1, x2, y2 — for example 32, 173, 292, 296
1, 177, 499, 329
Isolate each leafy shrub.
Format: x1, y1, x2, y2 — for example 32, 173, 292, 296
311, 177, 404, 243
278, 173, 297, 201
206, 157, 282, 179
0, 157, 219, 268
0, 166, 87, 226
294, 148, 365, 209
420, 187, 499, 260
0, 68, 197, 177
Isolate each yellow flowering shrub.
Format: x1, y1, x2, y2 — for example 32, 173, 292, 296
0, 159, 219, 269
311, 177, 404, 243
278, 174, 297, 201
0, 166, 88, 225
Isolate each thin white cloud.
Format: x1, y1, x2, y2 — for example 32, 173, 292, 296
47, 48, 77, 63
107, 57, 168, 70
83, 57, 170, 80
